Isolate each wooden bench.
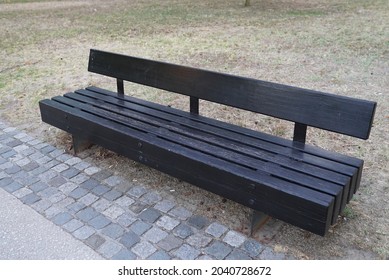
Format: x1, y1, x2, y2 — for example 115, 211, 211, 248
39, 49, 376, 236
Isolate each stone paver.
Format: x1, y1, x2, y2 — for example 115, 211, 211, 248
148, 250, 171, 260
85, 234, 106, 250
3, 181, 23, 193
173, 223, 194, 239
127, 186, 147, 198
92, 198, 111, 212
138, 208, 162, 223
120, 231, 140, 249
188, 215, 209, 229
76, 207, 99, 222
117, 213, 137, 227
223, 230, 246, 247
143, 227, 168, 244
131, 241, 156, 259
242, 239, 264, 257
225, 249, 251, 260
104, 175, 122, 187
52, 212, 73, 226
140, 191, 161, 205
186, 233, 212, 248
0, 121, 273, 260
157, 234, 183, 252
157, 215, 180, 231
259, 247, 286, 260
101, 223, 124, 240
205, 222, 228, 238
103, 205, 125, 220
91, 184, 109, 196
129, 220, 152, 235
169, 206, 192, 220
69, 187, 88, 199
73, 225, 96, 240
97, 240, 122, 258
103, 189, 123, 201
205, 241, 233, 260
112, 248, 137, 260
88, 215, 111, 229
173, 244, 200, 260
63, 219, 84, 233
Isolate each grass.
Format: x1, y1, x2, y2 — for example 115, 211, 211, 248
287, 10, 326, 17
0, 0, 47, 3
342, 206, 357, 220
0, 0, 388, 259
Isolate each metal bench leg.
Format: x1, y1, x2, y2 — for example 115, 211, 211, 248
250, 210, 270, 236
72, 135, 92, 155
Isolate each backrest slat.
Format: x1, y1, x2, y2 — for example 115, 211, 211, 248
88, 49, 376, 139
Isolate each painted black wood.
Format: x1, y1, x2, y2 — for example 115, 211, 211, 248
293, 122, 307, 143
39, 98, 334, 235
190, 96, 199, 114
117, 79, 124, 94
59, 91, 346, 224
39, 49, 376, 236
79, 87, 359, 204
88, 49, 376, 139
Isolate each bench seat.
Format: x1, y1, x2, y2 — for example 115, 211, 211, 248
40, 86, 363, 236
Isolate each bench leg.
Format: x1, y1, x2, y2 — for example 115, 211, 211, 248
72, 135, 92, 155
250, 210, 270, 236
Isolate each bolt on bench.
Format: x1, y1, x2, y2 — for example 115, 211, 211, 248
39, 49, 376, 236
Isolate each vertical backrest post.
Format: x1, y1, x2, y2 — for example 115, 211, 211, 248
117, 79, 124, 95
293, 122, 307, 143
190, 97, 199, 114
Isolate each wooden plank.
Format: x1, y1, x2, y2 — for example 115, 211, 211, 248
39, 98, 334, 235
88, 49, 376, 139
78, 87, 357, 203
86, 86, 363, 169
60, 92, 345, 222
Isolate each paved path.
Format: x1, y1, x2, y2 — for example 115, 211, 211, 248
0, 187, 102, 259
0, 120, 287, 260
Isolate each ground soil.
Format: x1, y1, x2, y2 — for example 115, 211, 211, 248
1, 0, 388, 259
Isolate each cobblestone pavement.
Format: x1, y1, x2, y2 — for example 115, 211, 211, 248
0, 120, 287, 260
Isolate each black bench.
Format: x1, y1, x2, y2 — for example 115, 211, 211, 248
39, 49, 376, 236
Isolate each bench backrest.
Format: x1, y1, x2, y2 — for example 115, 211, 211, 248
88, 49, 376, 140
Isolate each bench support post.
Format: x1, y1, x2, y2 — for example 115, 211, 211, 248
190, 97, 199, 114
293, 122, 307, 143
72, 135, 92, 155
250, 210, 270, 236
117, 79, 124, 94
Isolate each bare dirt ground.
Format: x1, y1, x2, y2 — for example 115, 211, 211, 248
1, 0, 388, 259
